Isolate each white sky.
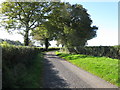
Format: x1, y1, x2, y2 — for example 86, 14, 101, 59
0, 0, 119, 47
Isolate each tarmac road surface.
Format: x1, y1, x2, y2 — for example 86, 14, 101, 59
43, 51, 118, 89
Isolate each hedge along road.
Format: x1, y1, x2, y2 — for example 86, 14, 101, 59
43, 51, 118, 88
0, 47, 2, 89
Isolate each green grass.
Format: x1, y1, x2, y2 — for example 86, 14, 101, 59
23, 53, 44, 88
56, 51, 119, 87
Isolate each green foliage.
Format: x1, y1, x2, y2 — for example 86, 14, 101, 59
47, 3, 98, 48
0, 46, 1, 69
0, 2, 52, 46
0, 41, 11, 47
19, 54, 44, 88
2, 45, 43, 88
61, 46, 120, 59
32, 25, 51, 40
82, 46, 120, 59
31, 25, 51, 50
1, 2, 98, 47
56, 52, 119, 87
0, 39, 23, 46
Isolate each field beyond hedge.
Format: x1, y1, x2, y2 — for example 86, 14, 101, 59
56, 52, 119, 87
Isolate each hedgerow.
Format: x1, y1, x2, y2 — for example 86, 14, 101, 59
63, 46, 120, 59
1, 43, 43, 88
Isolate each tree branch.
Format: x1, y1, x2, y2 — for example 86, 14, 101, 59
16, 2, 27, 17
18, 13, 26, 25
31, 22, 42, 30
29, 20, 37, 28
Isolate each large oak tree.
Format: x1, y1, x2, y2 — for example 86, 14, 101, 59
0, 2, 52, 46
47, 3, 98, 51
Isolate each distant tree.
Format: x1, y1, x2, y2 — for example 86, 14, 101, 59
15, 40, 23, 46
31, 2, 67, 50
0, 39, 23, 46
0, 2, 52, 46
31, 24, 52, 50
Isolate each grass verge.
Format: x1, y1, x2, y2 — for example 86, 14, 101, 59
56, 51, 119, 87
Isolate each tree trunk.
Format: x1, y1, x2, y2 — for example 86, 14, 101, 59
24, 27, 29, 46
45, 38, 49, 51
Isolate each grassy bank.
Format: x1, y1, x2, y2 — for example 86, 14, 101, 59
56, 52, 119, 87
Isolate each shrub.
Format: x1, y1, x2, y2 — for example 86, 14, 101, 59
1, 45, 42, 88
61, 46, 120, 59
83, 46, 120, 59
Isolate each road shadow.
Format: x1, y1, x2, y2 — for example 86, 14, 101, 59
43, 58, 69, 88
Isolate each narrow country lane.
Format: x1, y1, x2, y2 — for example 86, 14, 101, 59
43, 51, 118, 88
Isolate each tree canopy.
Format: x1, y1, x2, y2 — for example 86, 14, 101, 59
45, 3, 98, 48
31, 24, 52, 50
0, 2, 98, 50
0, 2, 53, 46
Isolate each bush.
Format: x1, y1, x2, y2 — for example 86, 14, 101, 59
61, 46, 120, 59
83, 46, 120, 59
1, 45, 42, 88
